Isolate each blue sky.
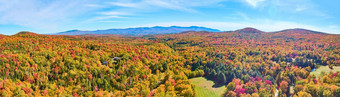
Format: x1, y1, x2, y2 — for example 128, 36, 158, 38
0, 0, 339, 35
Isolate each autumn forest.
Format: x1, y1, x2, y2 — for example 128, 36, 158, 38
0, 28, 340, 97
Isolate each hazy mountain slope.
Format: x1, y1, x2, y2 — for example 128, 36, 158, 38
54, 26, 220, 35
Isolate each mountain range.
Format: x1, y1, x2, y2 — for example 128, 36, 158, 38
52, 26, 330, 36
234, 27, 328, 34
53, 26, 220, 36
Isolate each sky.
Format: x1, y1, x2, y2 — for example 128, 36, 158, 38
0, 0, 339, 35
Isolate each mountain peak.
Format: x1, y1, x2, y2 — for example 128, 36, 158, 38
14, 31, 38, 35
276, 28, 326, 34
235, 27, 264, 33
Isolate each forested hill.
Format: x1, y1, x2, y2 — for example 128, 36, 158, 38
54, 26, 220, 36
0, 28, 339, 97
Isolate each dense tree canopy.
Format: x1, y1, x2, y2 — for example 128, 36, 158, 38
0, 30, 339, 96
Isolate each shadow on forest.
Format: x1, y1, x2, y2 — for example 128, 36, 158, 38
203, 77, 227, 88
212, 83, 226, 88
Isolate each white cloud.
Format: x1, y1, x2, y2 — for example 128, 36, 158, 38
85, 4, 104, 8
109, 2, 140, 8
274, 0, 314, 12
144, 0, 198, 12
234, 12, 250, 20
81, 15, 125, 24
98, 20, 119, 23
108, 0, 198, 13
99, 11, 131, 16
241, 0, 317, 13
0, 0, 95, 32
329, 25, 339, 29
295, 5, 307, 12
239, 0, 330, 20
137, 21, 340, 34
106, 0, 227, 13
92, 0, 227, 22
244, 0, 266, 7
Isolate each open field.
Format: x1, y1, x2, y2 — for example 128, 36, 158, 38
189, 77, 225, 97
310, 66, 340, 77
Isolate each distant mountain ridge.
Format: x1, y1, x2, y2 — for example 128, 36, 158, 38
234, 27, 264, 34
11, 27, 331, 36
230, 27, 328, 35
54, 26, 221, 36
273, 28, 327, 34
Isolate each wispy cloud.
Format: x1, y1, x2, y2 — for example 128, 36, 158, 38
85, 4, 105, 8
109, 2, 140, 8
98, 20, 120, 23
244, 0, 266, 8
239, 0, 331, 20
90, 0, 227, 22
104, 0, 228, 13
99, 11, 131, 16
235, 12, 250, 20
80, 15, 125, 24
328, 25, 339, 29
295, 5, 307, 12
145, 0, 198, 12
0, 0, 95, 32
106, 0, 209, 13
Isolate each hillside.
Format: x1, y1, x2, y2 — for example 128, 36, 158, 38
234, 27, 264, 34
0, 34, 6, 39
13, 31, 38, 35
273, 28, 327, 34
54, 26, 220, 36
0, 34, 6, 37
0, 28, 339, 97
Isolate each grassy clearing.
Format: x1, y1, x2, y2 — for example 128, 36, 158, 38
310, 66, 340, 77
189, 77, 225, 97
